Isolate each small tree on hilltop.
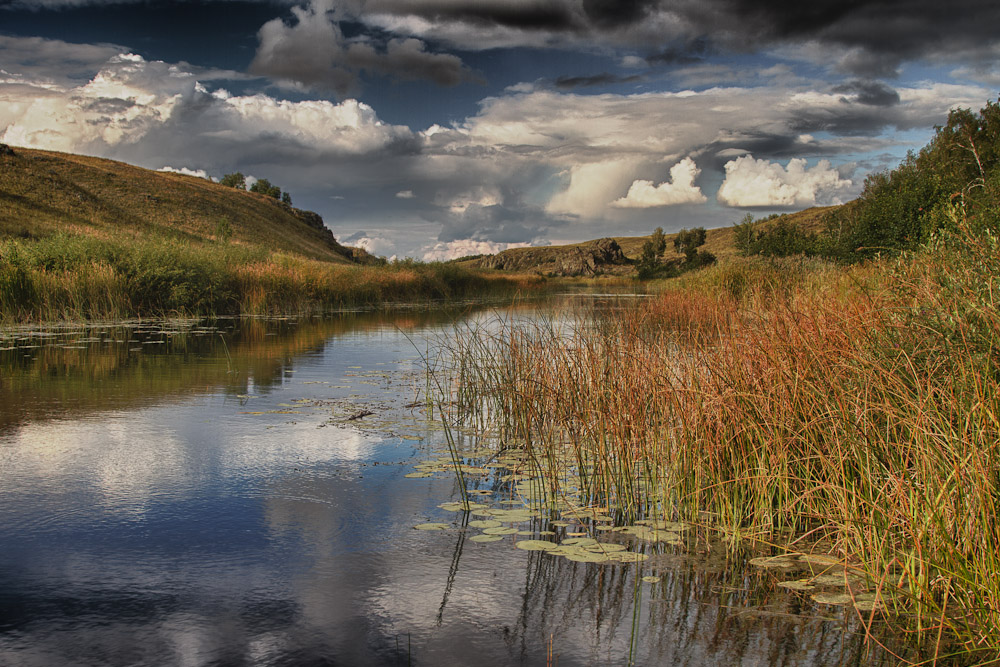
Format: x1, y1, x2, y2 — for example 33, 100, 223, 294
220, 172, 246, 190
249, 178, 282, 199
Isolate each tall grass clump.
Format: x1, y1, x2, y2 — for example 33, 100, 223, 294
0, 233, 545, 321
439, 228, 1000, 662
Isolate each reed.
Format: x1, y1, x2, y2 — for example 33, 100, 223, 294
439, 230, 1000, 662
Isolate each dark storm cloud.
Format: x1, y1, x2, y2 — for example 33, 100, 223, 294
833, 80, 900, 107
553, 73, 642, 90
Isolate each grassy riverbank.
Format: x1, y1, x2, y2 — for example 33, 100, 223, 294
441, 227, 1000, 662
0, 233, 545, 321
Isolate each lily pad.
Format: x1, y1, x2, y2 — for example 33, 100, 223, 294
404, 472, 434, 478
811, 592, 853, 605
799, 554, 840, 566
778, 579, 817, 591
482, 526, 519, 535
608, 551, 649, 563
468, 520, 502, 529
413, 523, 450, 531
749, 556, 797, 569
811, 574, 848, 587
469, 534, 504, 543
516, 540, 559, 551
561, 537, 598, 547
642, 576, 662, 583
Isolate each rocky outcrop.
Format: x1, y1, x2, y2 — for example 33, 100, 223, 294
478, 238, 629, 276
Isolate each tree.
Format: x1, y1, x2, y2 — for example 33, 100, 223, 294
281, 191, 292, 206
220, 172, 246, 190
637, 227, 667, 278
673, 227, 707, 262
249, 178, 282, 199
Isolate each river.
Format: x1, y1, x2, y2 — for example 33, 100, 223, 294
0, 297, 890, 666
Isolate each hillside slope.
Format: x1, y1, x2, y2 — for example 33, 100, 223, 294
463, 206, 839, 275
0, 145, 357, 263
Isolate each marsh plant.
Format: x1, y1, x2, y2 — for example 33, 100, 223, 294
436, 227, 1000, 664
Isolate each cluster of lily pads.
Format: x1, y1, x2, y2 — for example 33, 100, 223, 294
749, 553, 893, 612
409, 447, 698, 569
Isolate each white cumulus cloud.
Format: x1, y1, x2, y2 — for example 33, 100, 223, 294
612, 157, 707, 208
158, 166, 213, 180
716, 155, 855, 208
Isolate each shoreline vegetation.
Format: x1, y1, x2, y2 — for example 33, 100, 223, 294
0, 232, 548, 321
440, 229, 1000, 663
434, 99, 1000, 664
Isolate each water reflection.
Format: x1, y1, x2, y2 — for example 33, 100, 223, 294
0, 301, 903, 665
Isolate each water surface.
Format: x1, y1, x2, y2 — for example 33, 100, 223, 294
0, 300, 893, 666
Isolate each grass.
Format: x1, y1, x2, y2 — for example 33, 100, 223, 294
437, 226, 1000, 664
0, 233, 546, 321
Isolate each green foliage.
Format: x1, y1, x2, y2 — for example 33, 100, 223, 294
733, 213, 756, 257
637, 227, 667, 278
219, 172, 246, 189
281, 191, 292, 206
824, 96, 1000, 261
673, 227, 706, 261
216, 217, 233, 243
249, 178, 282, 199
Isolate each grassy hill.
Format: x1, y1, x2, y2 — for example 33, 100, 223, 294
0, 145, 358, 263
459, 206, 838, 276
0, 145, 543, 320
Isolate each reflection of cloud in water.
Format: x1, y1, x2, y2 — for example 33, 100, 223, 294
7, 415, 190, 518
221, 423, 377, 472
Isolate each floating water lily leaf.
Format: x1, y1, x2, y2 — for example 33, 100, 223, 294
482, 526, 519, 535
608, 551, 649, 563
778, 579, 816, 591
811, 574, 847, 587
438, 501, 489, 512
469, 520, 501, 529
516, 530, 535, 536
413, 523, 450, 530
516, 540, 559, 551
561, 537, 598, 547
405, 472, 434, 478
749, 556, 797, 569
852, 593, 883, 612
811, 592, 852, 605
550, 521, 572, 527
799, 554, 841, 566
586, 543, 626, 553
470, 534, 504, 543
642, 576, 661, 583
594, 525, 616, 531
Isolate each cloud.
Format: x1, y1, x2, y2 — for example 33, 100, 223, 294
395, 189, 415, 199
612, 157, 707, 208
553, 73, 643, 90
0, 52, 415, 162
716, 155, 856, 208
546, 159, 641, 218
832, 79, 900, 107
157, 166, 213, 180
421, 239, 530, 262
250, 0, 479, 95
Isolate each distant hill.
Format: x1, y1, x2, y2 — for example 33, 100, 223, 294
0, 145, 364, 264
460, 206, 840, 276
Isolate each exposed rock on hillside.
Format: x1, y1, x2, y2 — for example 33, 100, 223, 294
478, 238, 629, 276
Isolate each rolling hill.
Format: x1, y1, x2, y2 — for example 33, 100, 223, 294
0, 144, 362, 263
459, 206, 839, 276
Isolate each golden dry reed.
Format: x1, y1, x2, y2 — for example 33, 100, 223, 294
441, 230, 1000, 664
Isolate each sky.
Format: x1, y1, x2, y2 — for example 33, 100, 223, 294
1, 1, 998, 260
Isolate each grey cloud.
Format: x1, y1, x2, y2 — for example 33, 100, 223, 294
553, 73, 642, 90
833, 79, 900, 107
250, 3, 480, 96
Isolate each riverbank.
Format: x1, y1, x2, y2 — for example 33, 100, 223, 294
0, 233, 546, 321
441, 227, 1000, 663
